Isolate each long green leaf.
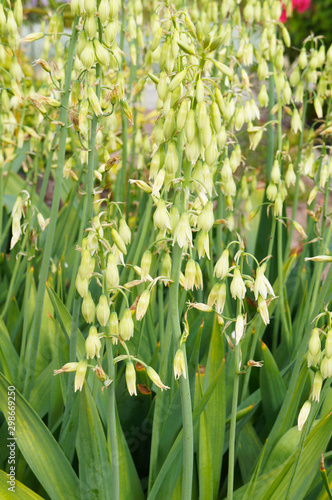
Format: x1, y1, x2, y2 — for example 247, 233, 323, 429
0, 373, 80, 500
0, 469, 44, 500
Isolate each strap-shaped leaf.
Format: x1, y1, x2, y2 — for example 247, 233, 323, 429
0, 373, 80, 500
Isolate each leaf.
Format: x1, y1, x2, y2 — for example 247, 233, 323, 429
0, 468, 44, 499
0, 373, 80, 500
0, 318, 19, 383
260, 341, 286, 430
76, 385, 112, 500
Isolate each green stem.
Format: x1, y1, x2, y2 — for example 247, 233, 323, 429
169, 244, 193, 500
227, 300, 242, 500
266, 64, 275, 180
284, 94, 308, 258
23, 15, 79, 400
107, 341, 119, 500
277, 220, 291, 350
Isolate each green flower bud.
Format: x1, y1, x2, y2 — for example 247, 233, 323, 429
195, 262, 203, 290
230, 268, 246, 300
321, 356, 332, 379
325, 330, 332, 359
298, 401, 311, 431
119, 218, 131, 245
208, 283, 226, 314
162, 101, 175, 132
75, 274, 89, 298
197, 201, 214, 232
258, 83, 269, 108
109, 311, 119, 337
235, 314, 246, 345
111, 228, 127, 255
85, 326, 102, 359
96, 295, 110, 326
141, 250, 152, 281
146, 366, 170, 390
311, 371, 322, 402
290, 67, 300, 88
136, 290, 150, 320
274, 192, 283, 217
211, 102, 222, 133
177, 99, 188, 132
195, 79, 205, 104
93, 39, 110, 67
88, 86, 102, 116
80, 40, 95, 69
84, 0, 96, 16
295, 81, 304, 103
74, 360, 88, 392
197, 230, 210, 259
185, 109, 196, 144
282, 82, 292, 105
184, 258, 196, 291
82, 292, 96, 324
197, 102, 208, 130
205, 135, 218, 166
314, 97, 323, 119
168, 69, 187, 93
98, 0, 110, 23
0, 5, 6, 31
309, 328, 321, 357
106, 253, 119, 289
7, 11, 18, 37
291, 109, 302, 134
258, 296, 270, 325
14, 0, 23, 27
157, 71, 168, 101
285, 163, 296, 188
299, 48, 308, 70
173, 213, 192, 248
154, 199, 170, 230
271, 160, 281, 184
119, 309, 134, 340
104, 21, 118, 46
214, 249, 229, 279
174, 349, 187, 380
126, 362, 137, 395
85, 15, 98, 39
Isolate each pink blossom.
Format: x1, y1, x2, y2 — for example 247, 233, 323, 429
280, 0, 311, 22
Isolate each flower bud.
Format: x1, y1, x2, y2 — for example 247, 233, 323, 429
290, 67, 300, 88
230, 268, 246, 300
141, 250, 152, 281
74, 360, 88, 392
96, 295, 110, 326
109, 311, 119, 339
258, 296, 270, 325
321, 355, 332, 379
271, 160, 281, 185
314, 97, 323, 119
168, 69, 187, 93
84, 0, 96, 16
197, 201, 214, 232
184, 259, 196, 291
258, 84, 269, 107
214, 249, 229, 279
85, 15, 98, 39
165, 141, 179, 175
197, 230, 210, 259
98, 0, 110, 23
161, 253, 172, 280
104, 21, 119, 46
185, 109, 196, 144
105, 254, 119, 290
298, 401, 311, 431
146, 366, 170, 390
136, 290, 150, 320
173, 213, 192, 248
205, 135, 218, 166
177, 99, 188, 132
75, 274, 89, 298
82, 292, 95, 324
88, 86, 103, 116
325, 330, 332, 359
291, 109, 302, 134
208, 283, 226, 314
119, 309, 134, 340
299, 48, 308, 70
126, 362, 137, 395
235, 314, 246, 345
111, 228, 127, 255
174, 349, 187, 380
163, 108, 175, 141
157, 72, 167, 101
311, 371, 322, 402
119, 218, 131, 245
94, 39, 110, 67
80, 40, 95, 69
7, 11, 18, 37
309, 328, 321, 357
85, 326, 102, 359
153, 199, 170, 230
